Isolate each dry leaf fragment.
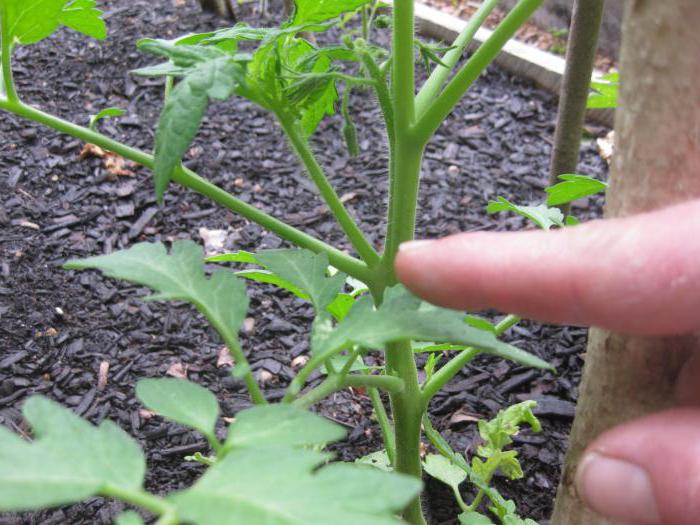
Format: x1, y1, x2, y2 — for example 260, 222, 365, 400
242, 317, 255, 335
217, 347, 235, 368
596, 130, 615, 165
199, 227, 228, 256
166, 362, 188, 379
448, 410, 480, 427
291, 355, 309, 369
139, 409, 157, 420
80, 143, 136, 177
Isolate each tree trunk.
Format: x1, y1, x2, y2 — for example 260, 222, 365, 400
550, 1, 700, 524
548, 0, 605, 206
197, 0, 235, 19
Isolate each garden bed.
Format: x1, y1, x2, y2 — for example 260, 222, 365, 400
0, 0, 608, 523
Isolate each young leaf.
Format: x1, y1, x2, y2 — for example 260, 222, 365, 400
423, 454, 467, 497
327, 292, 356, 321
0, 396, 145, 511
153, 56, 245, 202
356, 450, 392, 471
587, 71, 619, 109
65, 241, 249, 348
89, 107, 126, 131
545, 174, 608, 207
207, 250, 261, 265
136, 378, 220, 441
224, 404, 345, 451
487, 197, 564, 230
4, 0, 106, 46
57, 0, 107, 40
170, 446, 421, 525
234, 269, 310, 300
255, 249, 346, 311
459, 512, 495, 525
292, 0, 372, 27
478, 400, 541, 456
316, 286, 552, 370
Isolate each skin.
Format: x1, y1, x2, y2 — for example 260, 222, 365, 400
396, 199, 700, 525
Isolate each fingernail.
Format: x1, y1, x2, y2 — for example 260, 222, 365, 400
398, 240, 434, 253
576, 452, 661, 524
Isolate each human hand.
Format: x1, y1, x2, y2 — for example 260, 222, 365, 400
396, 200, 700, 525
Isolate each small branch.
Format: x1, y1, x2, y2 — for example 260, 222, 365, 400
421, 315, 521, 404
292, 373, 404, 409
0, 100, 372, 283
415, 0, 501, 117
415, 0, 543, 142
346, 374, 405, 392
359, 47, 396, 150
277, 114, 380, 267
0, 3, 19, 103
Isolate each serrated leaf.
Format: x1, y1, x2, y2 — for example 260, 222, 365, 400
116, 511, 145, 525
234, 269, 310, 300
424, 454, 467, 490
487, 197, 564, 230
171, 446, 421, 525
292, 0, 371, 26
327, 292, 356, 321
356, 450, 391, 471
65, 241, 249, 351
315, 286, 552, 370
4, 0, 106, 46
478, 401, 541, 458
545, 174, 608, 206
459, 512, 495, 525
255, 249, 346, 311
224, 404, 345, 451
136, 378, 219, 441
57, 0, 106, 40
153, 56, 245, 201
89, 107, 126, 130
0, 396, 144, 511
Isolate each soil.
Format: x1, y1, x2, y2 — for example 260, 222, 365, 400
0, 0, 608, 524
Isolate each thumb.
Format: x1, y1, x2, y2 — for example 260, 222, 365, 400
576, 409, 700, 525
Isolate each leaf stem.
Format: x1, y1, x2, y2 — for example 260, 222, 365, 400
368, 386, 396, 464
415, 0, 543, 142
293, 373, 405, 409
277, 114, 380, 267
101, 486, 177, 522
415, 0, 501, 117
0, 99, 372, 283
0, 3, 19, 103
392, 0, 417, 131
421, 315, 520, 404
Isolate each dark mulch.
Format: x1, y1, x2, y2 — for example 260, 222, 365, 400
0, 1, 608, 524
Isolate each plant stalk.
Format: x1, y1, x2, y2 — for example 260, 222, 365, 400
548, 0, 605, 213
0, 3, 19, 103
368, 386, 396, 464
392, 0, 416, 131
277, 114, 380, 267
0, 100, 372, 283
415, 0, 501, 116
416, 0, 543, 142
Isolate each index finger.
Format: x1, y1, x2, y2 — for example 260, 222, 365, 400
395, 200, 700, 336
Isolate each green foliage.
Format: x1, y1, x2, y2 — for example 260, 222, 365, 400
545, 174, 608, 206
587, 71, 619, 109
3, 0, 106, 46
487, 197, 565, 230
136, 378, 220, 444
88, 107, 126, 131
0, 396, 145, 511
65, 241, 249, 348
356, 449, 392, 471
115, 512, 145, 525
292, 0, 372, 27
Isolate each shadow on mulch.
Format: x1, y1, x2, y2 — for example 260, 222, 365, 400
0, 0, 608, 523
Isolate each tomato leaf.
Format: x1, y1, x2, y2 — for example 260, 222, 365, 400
223, 404, 346, 451
0, 396, 144, 511
57, 0, 106, 40
136, 378, 220, 441
487, 197, 564, 230
292, 0, 372, 26
170, 446, 421, 525
88, 107, 126, 131
545, 174, 608, 207
65, 241, 249, 350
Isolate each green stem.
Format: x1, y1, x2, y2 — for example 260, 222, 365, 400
0, 99, 372, 283
359, 48, 396, 150
385, 340, 426, 525
0, 3, 19, 103
368, 386, 396, 465
392, 0, 416, 131
415, 0, 544, 142
277, 114, 380, 267
101, 486, 177, 522
421, 314, 520, 404
293, 373, 405, 408
415, 0, 501, 117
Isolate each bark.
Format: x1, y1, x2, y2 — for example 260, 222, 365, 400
550, 1, 700, 524
548, 0, 605, 202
